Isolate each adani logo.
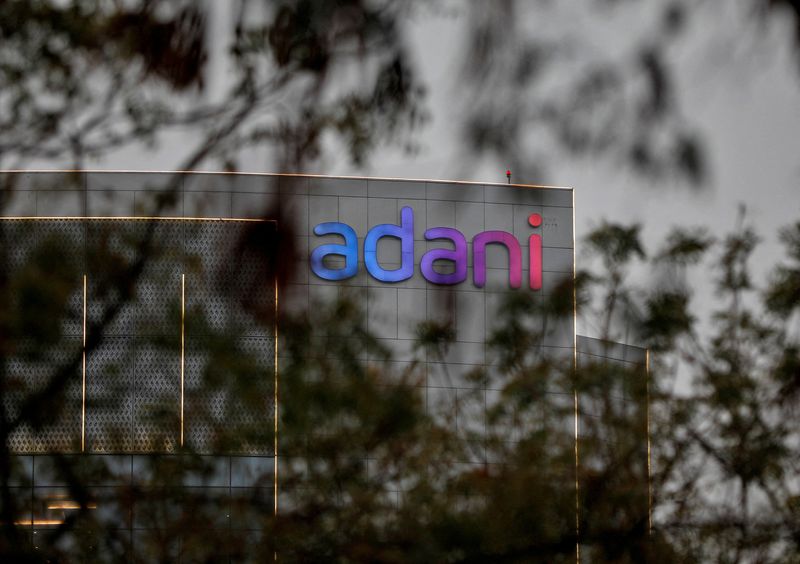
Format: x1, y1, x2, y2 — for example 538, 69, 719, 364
310, 206, 542, 289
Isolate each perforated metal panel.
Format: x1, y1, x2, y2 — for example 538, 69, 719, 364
87, 221, 137, 337
2, 219, 85, 453
86, 337, 134, 452
185, 221, 230, 335
2, 218, 276, 455
133, 343, 180, 452
4, 338, 83, 453
184, 336, 276, 454
182, 220, 276, 455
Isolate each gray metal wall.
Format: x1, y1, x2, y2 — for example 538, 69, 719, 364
1, 171, 575, 462
1, 172, 659, 544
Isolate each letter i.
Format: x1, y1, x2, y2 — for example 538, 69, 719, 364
528, 213, 542, 290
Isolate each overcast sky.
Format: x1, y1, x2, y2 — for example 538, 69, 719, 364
353, 2, 800, 266
83, 1, 800, 340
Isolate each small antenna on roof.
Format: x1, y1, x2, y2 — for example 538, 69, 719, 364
506, 169, 511, 184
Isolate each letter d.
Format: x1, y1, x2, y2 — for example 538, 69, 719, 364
364, 206, 414, 283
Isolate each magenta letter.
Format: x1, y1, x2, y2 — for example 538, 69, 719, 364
529, 234, 542, 290
528, 213, 542, 290
421, 227, 467, 285
473, 231, 522, 288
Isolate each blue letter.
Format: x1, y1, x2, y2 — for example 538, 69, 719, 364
364, 206, 414, 282
310, 222, 358, 281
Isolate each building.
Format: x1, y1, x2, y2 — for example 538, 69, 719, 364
0, 171, 648, 558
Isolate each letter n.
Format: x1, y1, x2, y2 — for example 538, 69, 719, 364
473, 231, 522, 288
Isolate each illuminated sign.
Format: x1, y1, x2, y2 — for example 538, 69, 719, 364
310, 207, 542, 290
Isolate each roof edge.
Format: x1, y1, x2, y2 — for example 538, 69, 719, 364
0, 169, 573, 191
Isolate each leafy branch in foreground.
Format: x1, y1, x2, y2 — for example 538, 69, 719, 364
582, 218, 800, 562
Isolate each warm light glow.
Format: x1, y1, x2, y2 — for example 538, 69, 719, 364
574, 390, 580, 562
46, 502, 97, 510
14, 519, 64, 526
1, 216, 274, 223
274, 276, 279, 518
646, 349, 652, 536
82, 274, 87, 453
572, 190, 580, 563
274, 274, 279, 563
181, 273, 186, 448
0, 168, 572, 191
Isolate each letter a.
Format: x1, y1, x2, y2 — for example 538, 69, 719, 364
421, 227, 467, 285
310, 222, 358, 280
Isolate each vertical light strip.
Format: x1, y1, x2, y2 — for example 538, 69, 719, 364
180, 274, 185, 448
572, 189, 580, 563
274, 276, 279, 518
646, 349, 652, 536
81, 275, 87, 453
574, 389, 580, 561
273, 276, 279, 563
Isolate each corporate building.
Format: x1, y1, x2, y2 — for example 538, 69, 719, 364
0, 171, 648, 555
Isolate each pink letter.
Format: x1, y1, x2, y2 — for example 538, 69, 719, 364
528, 213, 542, 290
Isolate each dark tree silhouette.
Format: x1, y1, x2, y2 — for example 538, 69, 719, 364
0, 2, 798, 563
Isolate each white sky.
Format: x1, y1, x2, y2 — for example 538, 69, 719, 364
83, 1, 800, 342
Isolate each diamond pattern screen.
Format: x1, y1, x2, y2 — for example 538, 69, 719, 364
1, 218, 276, 455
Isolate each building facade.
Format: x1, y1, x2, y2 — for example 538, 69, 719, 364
0, 171, 648, 557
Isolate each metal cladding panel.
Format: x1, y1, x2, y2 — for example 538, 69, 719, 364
296, 176, 576, 366
576, 336, 650, 537
1, 172, 571, 456
2, 219, 85, 453
293, 177, 575, 450
0, 173, 660, 549
0, 209, 276, 455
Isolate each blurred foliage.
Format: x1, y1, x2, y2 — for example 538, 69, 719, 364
0, 1, 799, 562
0, 209, 797, 561
0, 0, 426, 172
3, 1, 798, 185
579, 217, 800, 563
457, 0, 800, 186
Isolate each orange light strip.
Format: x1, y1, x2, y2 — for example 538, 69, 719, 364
180, 273, 185, 448
646, 349, 652, 535
572, 189, 580, 563
274, 276, 279, 518
47, 502, 97, 510
81, 274, 87, 453
1, 216, 273, 222
574, 390, 580, 562
14, 519, 63, 526
0, 169, 573, 191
